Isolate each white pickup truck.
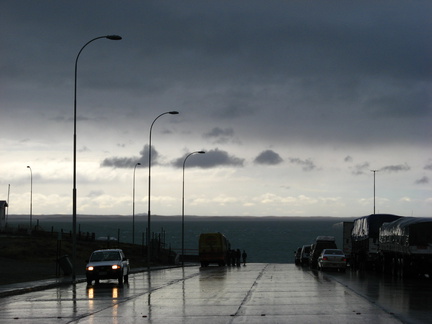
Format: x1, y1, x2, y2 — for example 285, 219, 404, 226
85, 249, 130, 286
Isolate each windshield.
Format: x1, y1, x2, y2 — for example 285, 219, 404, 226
90, 251, 121, 262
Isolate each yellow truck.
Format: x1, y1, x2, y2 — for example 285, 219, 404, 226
199, 233, 230, 267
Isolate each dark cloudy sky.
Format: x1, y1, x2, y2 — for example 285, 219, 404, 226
1, 1, 431, 217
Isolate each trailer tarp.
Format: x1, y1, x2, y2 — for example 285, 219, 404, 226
352, 214, 402, 241
379, 217, 432, 246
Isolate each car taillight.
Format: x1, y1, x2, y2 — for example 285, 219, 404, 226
341, 258, 347, 262
322, 257, 328, 261
112, 264, 120, 270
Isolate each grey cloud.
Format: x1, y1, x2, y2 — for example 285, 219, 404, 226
209, 91, 260, 120
1, 1, 431, 154
170, 151, 206, 168
125, 2, 431, 81
289, 158, 316, 172
351, 162, 370, 175
415, 176, 429, 184
424, 163, 432, 171
350, 163, 411, 175
204, 127, 234, 138
365, 89, 431, 118
171, 148, 244, 169
101, 156, 141, 169
88, 190, 104, 198
380, 164, 410, 173
100, 145, 155, 168
3, 1, 431, 87
254, 150, 283, 165
79, 146, 90, 153
344, 156, 353, 163
8, 1, 424, 97
203, 127, 235, 144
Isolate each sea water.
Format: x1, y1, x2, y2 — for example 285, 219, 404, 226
8, 216, 356, 263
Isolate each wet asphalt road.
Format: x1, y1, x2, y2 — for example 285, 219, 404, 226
324, 268, 432, 324
0, 263, 429, 323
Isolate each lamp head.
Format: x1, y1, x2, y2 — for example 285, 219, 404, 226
197, 151, 205, 154
169, 111, 179, 115
106, 35, 122, 40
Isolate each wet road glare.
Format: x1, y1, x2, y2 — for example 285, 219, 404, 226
0, 263, 428, 323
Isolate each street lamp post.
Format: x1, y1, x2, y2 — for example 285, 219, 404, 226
132, 162, 141, 244
26, 166, 32, 230
72, 35, 122, 282
371, 170, 378, 215
147, 111, 179, 266
182, 151, 205, 266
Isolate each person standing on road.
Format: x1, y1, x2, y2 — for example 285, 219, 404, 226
242, 250, 247, 266
230, 250, 236, 266
235, 249, 241, 266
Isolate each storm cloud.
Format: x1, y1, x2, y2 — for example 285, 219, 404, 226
171, 148, 244, 169
254, 150, 283, 166
2, 1, 431, 217
101, 145, 156, 168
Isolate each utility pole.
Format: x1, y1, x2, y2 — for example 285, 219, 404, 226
371, 170, 378, 214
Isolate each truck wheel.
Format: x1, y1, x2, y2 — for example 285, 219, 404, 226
400, 257, 411, 278
391, 257, 398, 277
381, 255, 389, 274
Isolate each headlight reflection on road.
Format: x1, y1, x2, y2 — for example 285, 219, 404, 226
86, 286, 119, 315
112, 287, 119, 324
86, 287, 119, 299
87, 287, 94, 299
87, 287, 95, 313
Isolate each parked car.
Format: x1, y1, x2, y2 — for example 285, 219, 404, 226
86, 249, 130, 285
300, 245, 311, 266
309, 236, 337, 269
317, 249, 347, 272
294, 247, 302, 265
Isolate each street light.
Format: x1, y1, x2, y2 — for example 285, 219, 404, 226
371, 170, 379, 215
72, 34, 122, 282
26, 166, 32, 229
182, 151, 205, 266
147, 111, 179, 266
132, 162, 141, 244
